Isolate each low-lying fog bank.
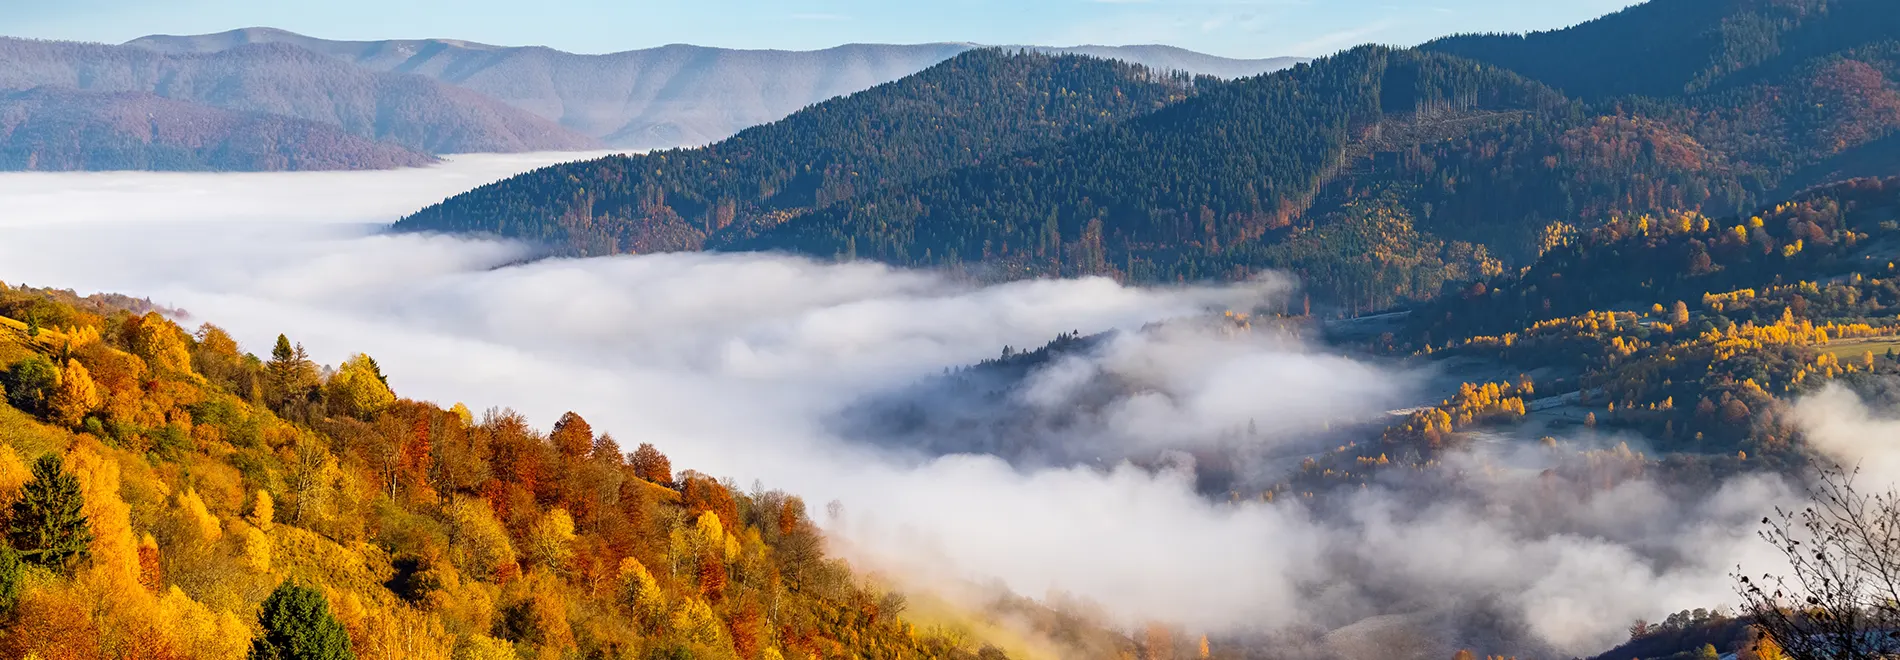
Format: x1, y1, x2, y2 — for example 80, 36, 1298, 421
2, 155, 1879, 657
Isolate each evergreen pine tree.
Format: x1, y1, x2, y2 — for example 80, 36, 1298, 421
271, 334, 295, 365
7, 454, 92, 569
3, 356, 59, 415
249, 581, 355, 660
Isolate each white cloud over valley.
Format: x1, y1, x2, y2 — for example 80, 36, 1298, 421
0, 154, 1856, 657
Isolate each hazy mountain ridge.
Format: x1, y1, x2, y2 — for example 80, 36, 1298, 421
0, 37, 601, 158
126, 27, 1303, 149
0, 86, 437, 171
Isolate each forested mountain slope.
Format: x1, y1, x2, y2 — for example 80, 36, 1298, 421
719, 47, 1563, 287
1422, 0, 1900, 101
126, 28, 1301, 149
399, 0, 1900, 316
0, 87, 436, 171
395, 49, 1196, 255
0, 282, 1146, 659
0, 38, 599, 156
1378, 177, 1900, 461
728, 0, 1900, 310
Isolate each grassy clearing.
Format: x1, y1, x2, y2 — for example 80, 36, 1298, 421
0, 402, 69, 460
1820, 337, 1900, 361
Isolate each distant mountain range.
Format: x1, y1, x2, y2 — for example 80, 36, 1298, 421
0, 37, 599, 166
0, 87, 436, 171
397, 0, 1900, 315
0, 29, 1297, 171
124, 28, 1305, 150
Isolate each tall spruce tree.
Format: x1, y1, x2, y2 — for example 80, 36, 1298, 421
249, 581, 355, 660
7, 454, 91, 569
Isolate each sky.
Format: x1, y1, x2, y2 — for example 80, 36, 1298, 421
5, 0, 1644, 59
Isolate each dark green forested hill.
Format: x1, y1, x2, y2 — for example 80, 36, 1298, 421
718, 46, 1565, 296
394, 49, 1195, 255
400, 0, 1900, 317
1421, 0, 1900, 101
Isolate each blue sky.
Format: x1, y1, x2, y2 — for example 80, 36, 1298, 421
5, 0, 1644, 59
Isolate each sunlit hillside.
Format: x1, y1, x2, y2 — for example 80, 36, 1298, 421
0, 284, 1149, 660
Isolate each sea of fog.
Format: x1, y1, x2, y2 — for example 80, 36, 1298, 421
3, 153, 1895, 657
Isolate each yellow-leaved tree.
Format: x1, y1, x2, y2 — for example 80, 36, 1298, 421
48, 359, 100, 428
153, 587, 250, 659
527, 509, 577, 572
237, 524, 272, 574
173, 488, 223, 546
0, 445, 30, 501
63, 443, 171, 657
447, 497, 517, 580
449, 402, 474, 428
327, 354, 396, 419
454, 634, 516, 660
357, 603, 456, 660
671, 596, 729, 650
123, 312, 193, 376
247, 489, 275, 531
617, 557, 665, 631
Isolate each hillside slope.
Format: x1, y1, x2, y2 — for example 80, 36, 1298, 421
720, 47, 1564, 286
726, 0, 1900, 309
0, 87, 436, 171
126, 28, 1302, 149
0, 38, 600, 155
395, 49, 1195, 255
395, 0, 1900, 315
0, 282, 1142, 659
1423, 0, 1900, 100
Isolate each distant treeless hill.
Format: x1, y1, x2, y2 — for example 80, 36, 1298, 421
0, 86, 437, 171
0, 37, 601, 156
125, 27, 1304, 150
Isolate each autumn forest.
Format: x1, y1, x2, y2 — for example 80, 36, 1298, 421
8, 0, 1900, 659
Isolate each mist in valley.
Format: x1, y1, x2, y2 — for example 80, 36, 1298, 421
1, 155, 1886, 659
